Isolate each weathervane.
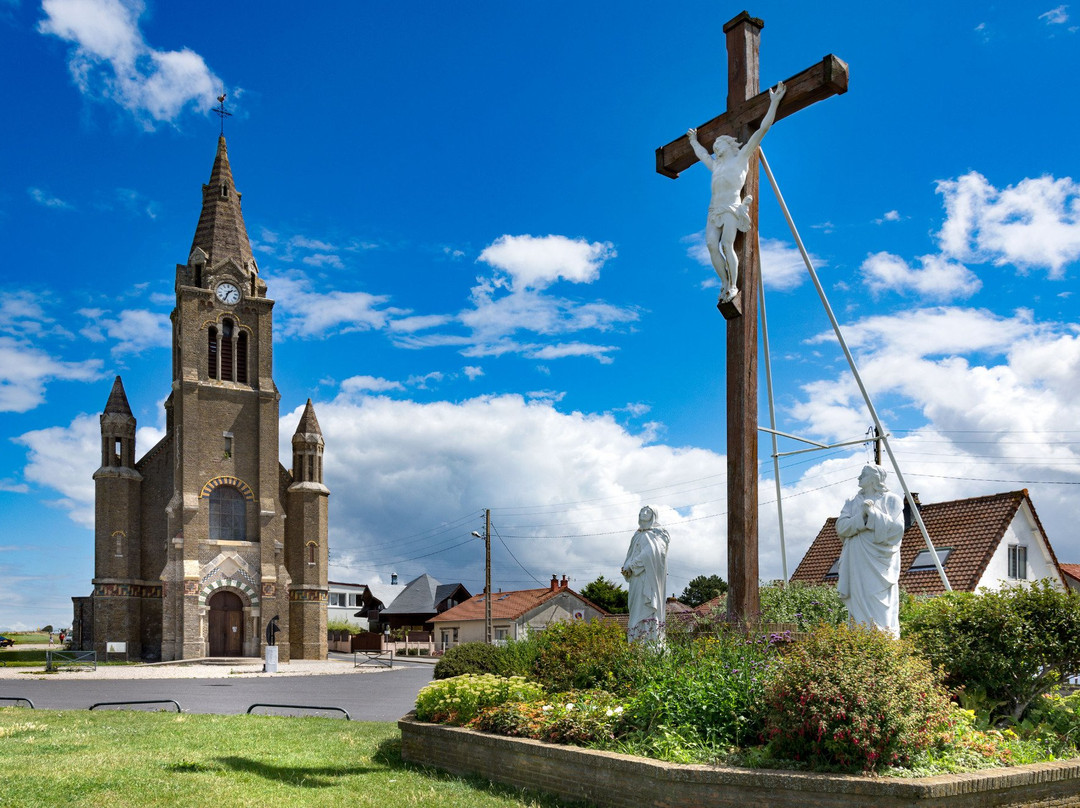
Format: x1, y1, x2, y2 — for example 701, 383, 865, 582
213, 92, 232, 136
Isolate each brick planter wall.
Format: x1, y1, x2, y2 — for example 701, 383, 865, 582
399, 715, 1080, 808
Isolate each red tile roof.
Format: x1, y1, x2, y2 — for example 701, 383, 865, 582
1061, 564, 1080, 586
431, 585, 607, 623
790, 490, 1063, 595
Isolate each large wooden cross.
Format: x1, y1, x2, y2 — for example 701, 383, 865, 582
656, 11, 848, 624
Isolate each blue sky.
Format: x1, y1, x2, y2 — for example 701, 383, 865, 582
2, 1, 1079, 630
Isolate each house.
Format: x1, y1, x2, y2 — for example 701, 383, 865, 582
327, 581, 367, 627
379, 573, 471, 632
431, 574, 608, 648
791, 489, 1066, 594
1061, 565, 1080, 593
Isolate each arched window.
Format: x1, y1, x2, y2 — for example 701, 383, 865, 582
236, 331, 248, 384
220, 319, 235, 382
209, 485, 247, 541
307, 542, 317, 565
207, 326, 219, 379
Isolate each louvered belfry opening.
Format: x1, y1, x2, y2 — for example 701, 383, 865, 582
237, 331, 248, 384
220, 319, 234, 381
207, 326, 218, 379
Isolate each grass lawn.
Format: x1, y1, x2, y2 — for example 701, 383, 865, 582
2, 632, 50, 644
0, 708, 579, 808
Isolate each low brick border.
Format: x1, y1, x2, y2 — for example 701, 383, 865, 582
399, 714, 1080, 808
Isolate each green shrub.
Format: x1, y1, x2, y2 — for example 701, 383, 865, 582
904, 581, 1080, 724
414, 674, 544, 725
326, 618, 362, 633
624, 632, 777, 749
473, 690, 629, 746
763, 622, 954, 771
432, 642, 511, 679
531, 618, 635, 692
758, 581, 847, 631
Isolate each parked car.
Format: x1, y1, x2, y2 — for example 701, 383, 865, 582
0, 635, 14, 648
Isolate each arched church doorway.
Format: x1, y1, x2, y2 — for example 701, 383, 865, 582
208, 590, 244, 656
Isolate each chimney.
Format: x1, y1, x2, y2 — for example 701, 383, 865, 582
391, 573, 398, 586
903, 493, 921, 532
560, 574, 569, 589
550, 574, 559, 592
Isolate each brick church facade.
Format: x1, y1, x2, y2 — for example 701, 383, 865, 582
72, 137, 329, 662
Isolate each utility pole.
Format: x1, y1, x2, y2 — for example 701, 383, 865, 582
473, 509, 492, 644
874, 425, 882, 465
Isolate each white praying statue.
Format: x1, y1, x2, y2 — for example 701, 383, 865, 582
621, 505, 670, 642
835, 464, 906, 637
688, 81, 786, 303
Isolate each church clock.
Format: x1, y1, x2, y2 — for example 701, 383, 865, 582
215, 281, 240, 304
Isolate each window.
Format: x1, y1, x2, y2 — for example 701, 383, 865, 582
909, 548, 952, 572
329, 593, 346, 607
348, 593, 360, 607
307, 542, 317, 565
223, 434, 233, 458
236, 331, 248, 384
825, 557, 841, 577
220, 320, 234, 381
494, 627, 509, 641
1008, 545, 1028, 580
208, 326, 218, 378
209, 485, 246, 541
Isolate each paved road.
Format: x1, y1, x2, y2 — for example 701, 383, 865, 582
0, 661, 433, 720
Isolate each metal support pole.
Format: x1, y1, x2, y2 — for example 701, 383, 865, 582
758, 147, 951, 591
759, 280, 788, 581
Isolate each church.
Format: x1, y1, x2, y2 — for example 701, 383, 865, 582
71, 136, 329, 662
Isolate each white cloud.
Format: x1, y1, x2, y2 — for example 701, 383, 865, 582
284, 393, 734, 597
38, 0, 219, 126
95, 309, 171, 355
339, 375, 405, 394
1039, 5, 1069, 24
0, 337, 102, 412
269, 270, 399, 338
936, 171, 1080, 275
860, 251, 982, 300
478, 235, 616, 290
28, 187, 73, 210
406, 371, 444, 389
15, 414, 99, 527
388, 314, 454, 334
463, 366, 484, 380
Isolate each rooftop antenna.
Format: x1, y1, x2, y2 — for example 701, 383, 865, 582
213, 92, 232, 137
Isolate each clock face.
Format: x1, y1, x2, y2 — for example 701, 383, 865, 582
215, 282, 240, 305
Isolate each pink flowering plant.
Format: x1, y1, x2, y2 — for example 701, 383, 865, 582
762, 622, 954, 771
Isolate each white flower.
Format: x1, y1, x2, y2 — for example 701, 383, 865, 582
565, 703, 575, 711
541, 705, 553, 712
605, 709, 614, 717
614, 706, 624, 714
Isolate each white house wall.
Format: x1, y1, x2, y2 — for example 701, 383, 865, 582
976, 504, 1063, 590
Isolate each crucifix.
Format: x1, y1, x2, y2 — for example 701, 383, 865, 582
656, 11, 848, 624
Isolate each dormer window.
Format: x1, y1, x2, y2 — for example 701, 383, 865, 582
1008, 545, 1028, 580
220, 184, 228, 198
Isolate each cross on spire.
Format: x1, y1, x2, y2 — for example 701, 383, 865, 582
213, 92, 232, 137
656, 11, 848, 625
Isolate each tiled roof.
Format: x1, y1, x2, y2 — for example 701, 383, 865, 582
431, 585, 606, 623
790, 490, 1060, 595
381, 574, 469, 615
1060, 564, 1080, 586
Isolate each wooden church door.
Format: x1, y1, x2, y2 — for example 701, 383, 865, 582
208, 591, 244, 656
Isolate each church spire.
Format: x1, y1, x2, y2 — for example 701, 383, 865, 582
189, 136, 257, 277
104, 375, 133, 416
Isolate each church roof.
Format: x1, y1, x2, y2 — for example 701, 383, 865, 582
294, 399, 322, 436
103, 376, 133, 416
189, 136, 256, 275
790, 489, 1063, 595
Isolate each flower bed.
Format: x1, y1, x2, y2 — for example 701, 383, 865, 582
399, 714, 1080, 808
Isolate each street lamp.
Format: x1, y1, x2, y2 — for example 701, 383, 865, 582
471, 508, 492, 644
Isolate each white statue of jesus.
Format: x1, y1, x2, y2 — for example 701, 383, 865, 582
688, 81, 786, 303
835, 464, 905, 637
621, 505, 669, 643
